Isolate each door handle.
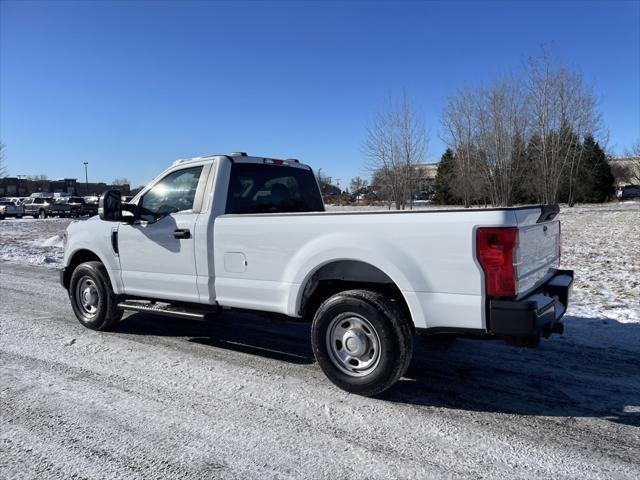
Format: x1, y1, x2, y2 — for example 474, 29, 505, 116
173, 228, 191, 239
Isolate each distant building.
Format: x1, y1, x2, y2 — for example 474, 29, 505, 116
413, 162, 439, 194
608, 156, 640, 187
0, 177, 130, 198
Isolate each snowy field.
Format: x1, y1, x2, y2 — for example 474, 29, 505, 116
0, 217, 67, 267
1, 202, 639, 479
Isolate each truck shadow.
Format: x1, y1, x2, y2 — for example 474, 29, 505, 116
114, 311, 640, 427
115, 310, 315, 365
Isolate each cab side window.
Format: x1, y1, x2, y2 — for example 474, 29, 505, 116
140, 166, 203, 222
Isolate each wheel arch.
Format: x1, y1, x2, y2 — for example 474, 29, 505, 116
63, 249, 115, 290
294, 259, 417, 331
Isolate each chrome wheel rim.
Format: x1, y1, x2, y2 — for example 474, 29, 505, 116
75, 276, 99, 317
326, 313, 381, 377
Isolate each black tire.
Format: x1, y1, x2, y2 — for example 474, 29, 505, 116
311, 289, 413, 396
38, 209, 47, 219
69, 261, 123, 330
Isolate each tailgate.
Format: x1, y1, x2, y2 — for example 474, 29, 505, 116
515, 220, 560, 296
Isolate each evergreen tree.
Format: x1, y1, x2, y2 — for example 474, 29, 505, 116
514, 136, 543, 204
575, 135, 614, 203
433, 149, 459, 205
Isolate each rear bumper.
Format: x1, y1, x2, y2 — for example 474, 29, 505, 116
488, 269, 573, 338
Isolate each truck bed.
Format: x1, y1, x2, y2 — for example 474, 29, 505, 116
213, 205, 559, 331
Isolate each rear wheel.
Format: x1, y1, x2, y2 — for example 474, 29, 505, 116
38, 209, 47, 219
69, 261, 123, 330
311, 289, 413, 396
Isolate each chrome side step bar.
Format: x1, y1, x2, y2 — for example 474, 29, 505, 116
117, 300, 218, 320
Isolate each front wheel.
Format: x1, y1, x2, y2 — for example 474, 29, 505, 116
69, 261, 123, 330
311, 289, 413, 396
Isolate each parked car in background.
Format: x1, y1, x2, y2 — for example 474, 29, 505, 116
2, 197, 25, 206
56, 196, 88, 217
22, 197, 72, 218
84, 197, 99, 216
0, 200, 25, 219
618, 185, 640, 201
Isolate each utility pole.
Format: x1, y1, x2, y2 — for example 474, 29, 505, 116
83, 162, 89, 195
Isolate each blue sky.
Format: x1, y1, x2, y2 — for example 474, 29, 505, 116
1, 0, 639, 188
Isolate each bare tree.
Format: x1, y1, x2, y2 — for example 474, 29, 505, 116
364, 94, 427, 210
441, 88, 481, 207
349, 176, 368, 193
443, 79, 529, 207
349, 176, 368, 203
0, 143, 7, 177
525, 52, 601, 204
474, 78, 529, 206
623, 140, 640, 184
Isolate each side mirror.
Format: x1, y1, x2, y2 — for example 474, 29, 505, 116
99, 190, 122, 221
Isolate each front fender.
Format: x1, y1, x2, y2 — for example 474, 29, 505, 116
63, 219, 123, 294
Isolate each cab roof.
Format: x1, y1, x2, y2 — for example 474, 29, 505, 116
171, 152, 311, 170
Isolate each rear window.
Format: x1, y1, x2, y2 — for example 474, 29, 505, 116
226, 163, 324, 214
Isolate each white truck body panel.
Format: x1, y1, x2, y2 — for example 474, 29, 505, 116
515, 221, 560, 296
117, 212, 201, 302
213, 209, 522, 330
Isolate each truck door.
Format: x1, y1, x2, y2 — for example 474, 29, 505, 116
117, 165, 206, 303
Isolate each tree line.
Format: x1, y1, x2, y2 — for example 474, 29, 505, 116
343, 52, 625, 208
434, 53, 613, 206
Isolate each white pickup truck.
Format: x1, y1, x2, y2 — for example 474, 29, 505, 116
60, 152, 573, 396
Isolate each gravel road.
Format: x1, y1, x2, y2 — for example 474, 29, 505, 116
1, 262, 639, 479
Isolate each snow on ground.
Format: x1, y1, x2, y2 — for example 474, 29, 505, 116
559, 203, 639, 324
0, 217, 71, 267
1, 204, 639, 479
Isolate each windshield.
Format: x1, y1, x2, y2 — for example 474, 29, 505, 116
225, 163, 324, 214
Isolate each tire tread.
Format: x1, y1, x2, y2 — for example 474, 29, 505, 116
312, 288, 413, 396
69, 261, 123, 330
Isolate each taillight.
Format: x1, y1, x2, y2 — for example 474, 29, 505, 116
476, 227, 518, 298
